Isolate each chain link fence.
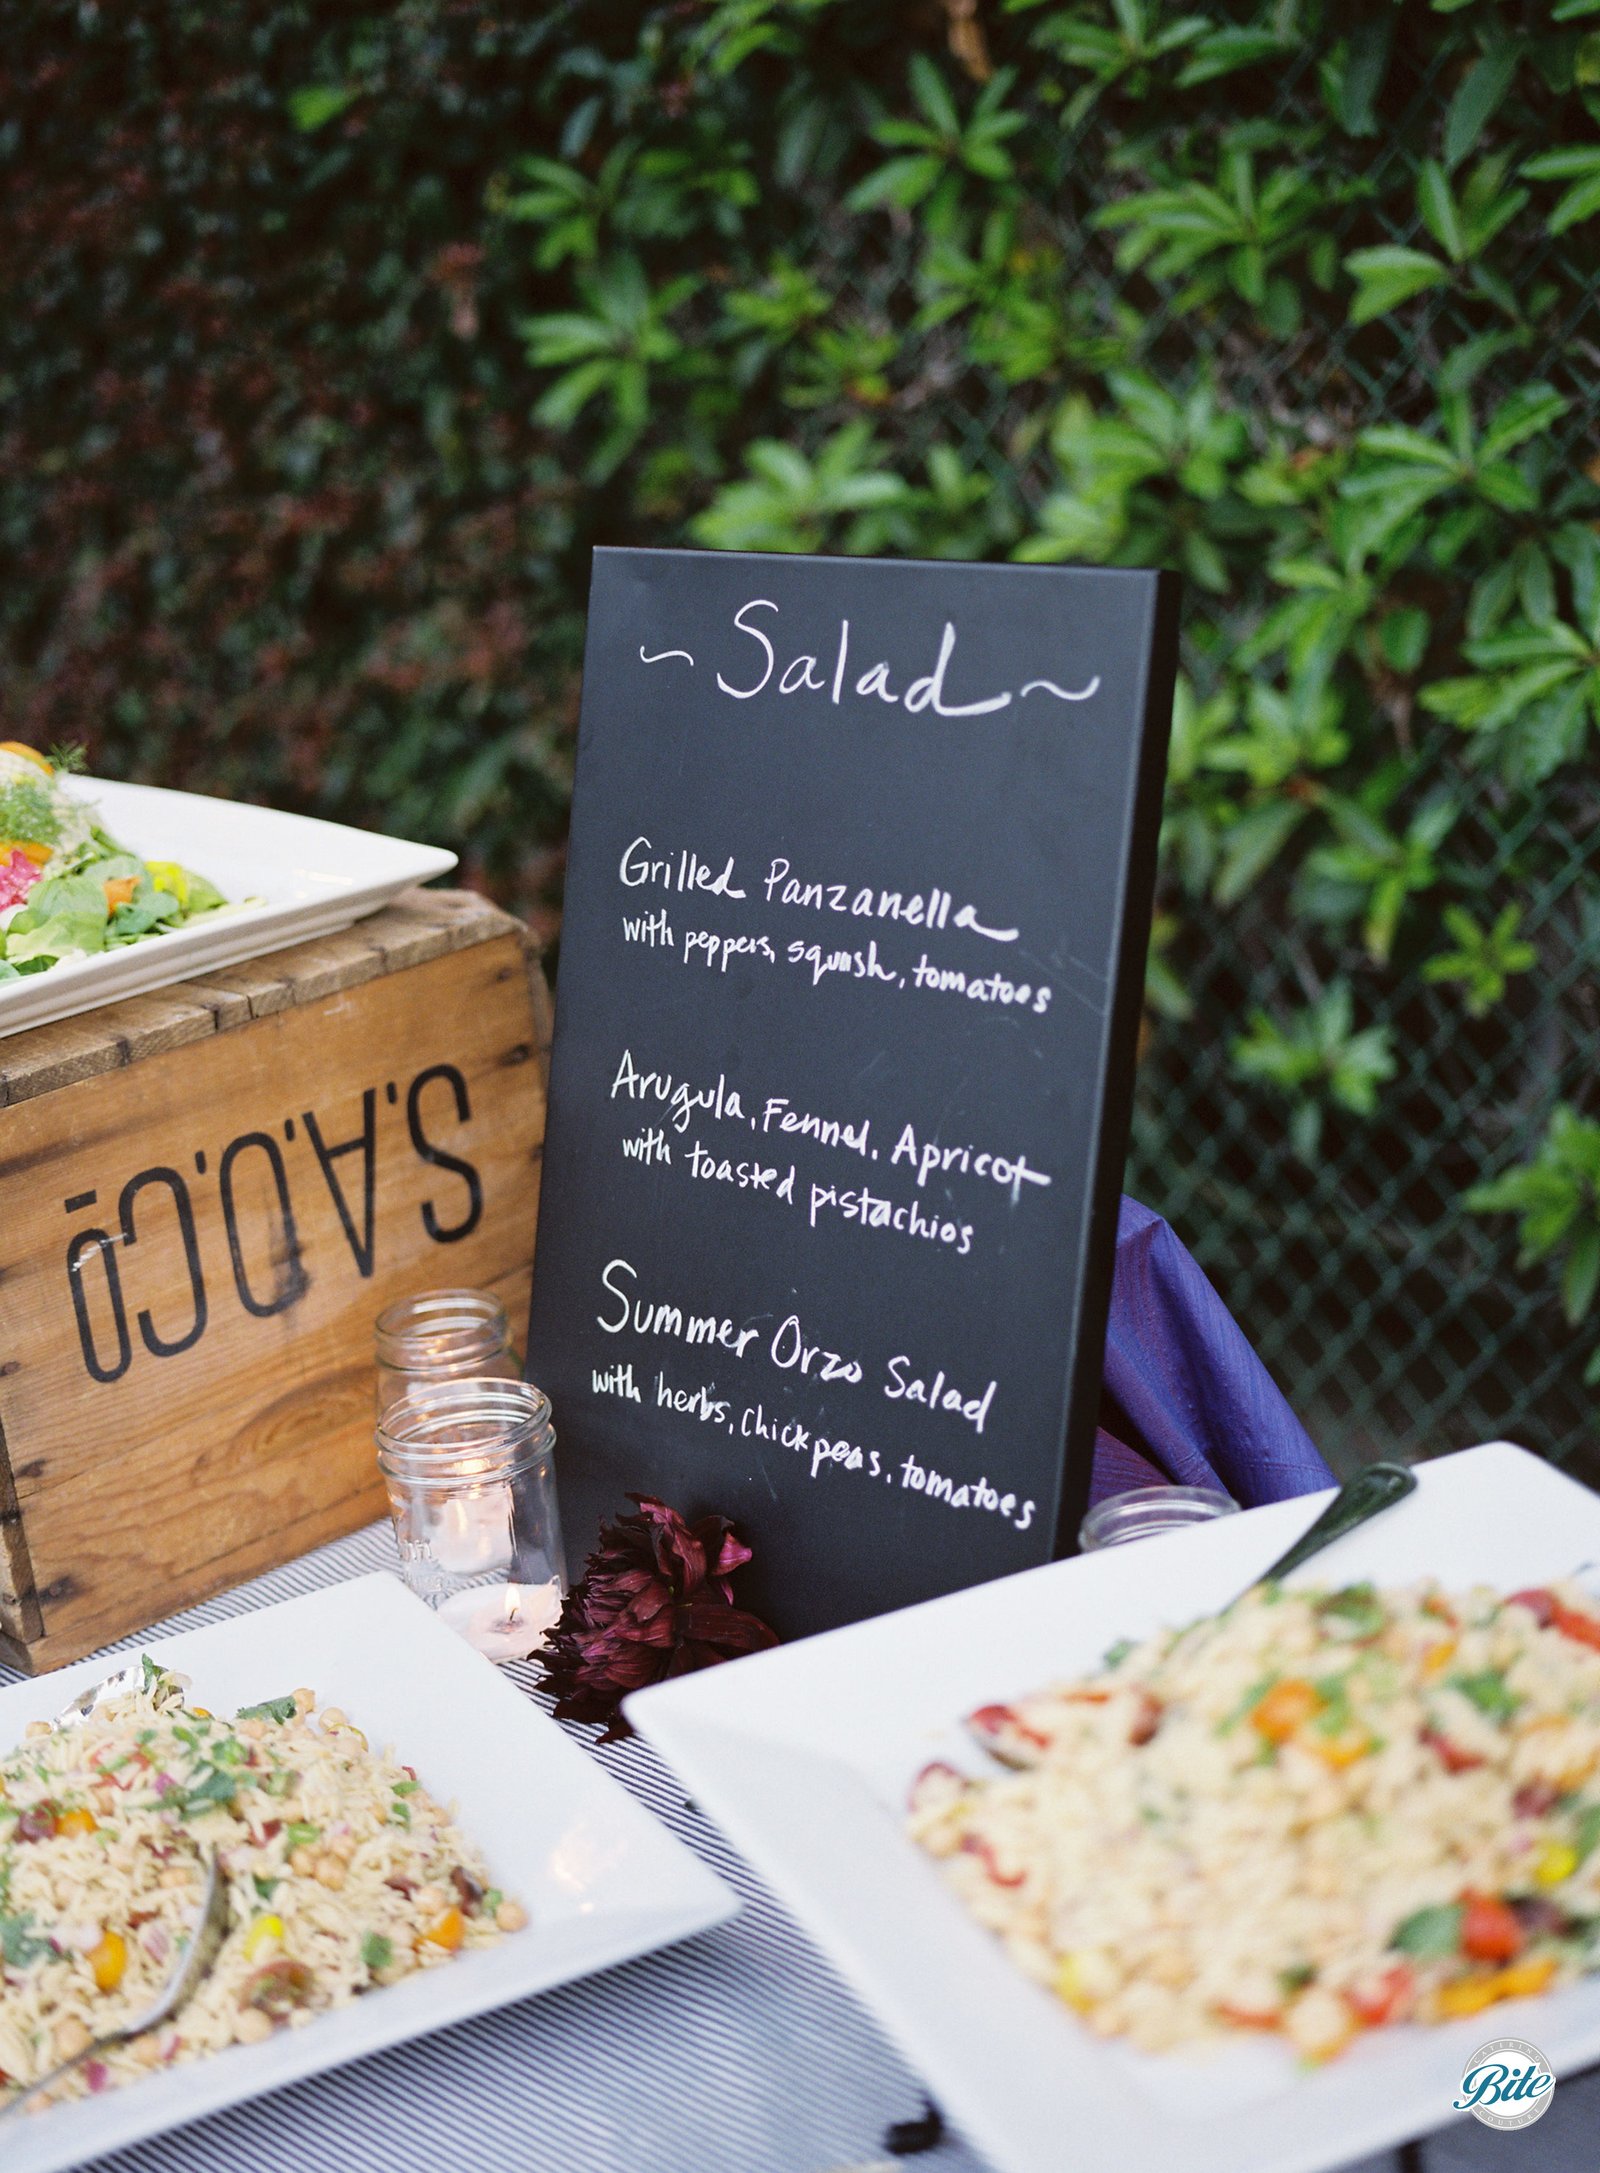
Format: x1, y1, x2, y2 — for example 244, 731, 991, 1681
818, 54, 1600, 1482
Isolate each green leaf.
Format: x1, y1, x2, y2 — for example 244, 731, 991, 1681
1213, 801, 1306, 904
1418, 160, 1466, 259
1324, 17, 1394, 136
362, 1932, 394, 1973
1444, 45, 1519, 171
1479, 383, 1568, 462
1345, 246, 1450, 323
1524, 146, 1600, 233
1380, 607, 1431, 672
1564, 1223, 1600, 1323
845, 154, 945, 212
907, 52, 961, 139
288, 85, 357, 133
1176, 28, 1288, 85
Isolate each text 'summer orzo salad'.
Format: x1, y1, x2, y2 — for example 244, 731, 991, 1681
0, 1662, 525, 2109
909, 1579, 1600, 2062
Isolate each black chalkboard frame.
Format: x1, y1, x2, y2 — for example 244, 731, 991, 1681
1045, 561, 1181, 1561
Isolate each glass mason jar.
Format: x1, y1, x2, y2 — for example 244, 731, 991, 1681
374, 1289, 519, 1416
1078, 1484, 1240, 1552
376, 1378, 567, 1660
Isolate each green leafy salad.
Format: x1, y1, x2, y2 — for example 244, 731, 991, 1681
0, 744, 236, 982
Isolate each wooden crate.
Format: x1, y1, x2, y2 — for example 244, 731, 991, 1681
0, 888, 550, 1674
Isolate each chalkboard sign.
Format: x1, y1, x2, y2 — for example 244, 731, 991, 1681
527, 547, 1178, 1638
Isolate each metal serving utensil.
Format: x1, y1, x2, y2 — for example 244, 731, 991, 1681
0, 1852, 230, 2121
1230, 1458, 1418, 1605
960, 1461, 1420, 1771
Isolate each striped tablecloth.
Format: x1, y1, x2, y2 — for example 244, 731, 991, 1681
5, 1528, 1595, 2173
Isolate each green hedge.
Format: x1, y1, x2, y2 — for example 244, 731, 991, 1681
6, 1, 1600, 1460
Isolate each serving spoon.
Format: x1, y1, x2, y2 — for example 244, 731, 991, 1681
0, 1852, 230, 2121
1229, 1457, 1418, 1605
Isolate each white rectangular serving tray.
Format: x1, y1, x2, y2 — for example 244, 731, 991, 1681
1, 1573, 737, 2173
629, 1443, 1600, 2173
0, 775, 457, 1038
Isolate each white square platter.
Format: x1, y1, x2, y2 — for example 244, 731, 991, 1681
628, 1442, 1600, 2173
1, 1572, 737, 2173
0, 774, 457, 1038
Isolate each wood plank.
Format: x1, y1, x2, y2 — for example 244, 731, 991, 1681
0, 889, 523, 1107
0, 984, 238, 1107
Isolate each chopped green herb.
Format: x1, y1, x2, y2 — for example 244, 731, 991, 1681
1217, 1672, 1279, 1735
1311, 1674, 1354, 1736
285, 1820, 322, 1851
1392, 1903, 1464, 1959
392, 1778, 420, 1797
1574, 1804, 1600, 1866
0, 1912, 53, 1967
1317, 1585, 1387, 1639
389, 1800, 412, 1829
1101, 1638, 1135, 1670
1449, 1670, 1520, 1723
1279, 1962, 1316, 1993
237, 1695, 299, 1727
361, 1932, 393, 1973
178, 1767, 239, 1813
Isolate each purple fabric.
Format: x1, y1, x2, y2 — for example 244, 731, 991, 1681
1089, 1196, 1334, 1510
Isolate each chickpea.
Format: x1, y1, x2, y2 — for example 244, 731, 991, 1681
233, 2006, 275, 2046
313, 1855, 346, 1891
132, 2035, 164, 2068
494, 1900, 529, 1933
25, 1721, 51, 1740
292, 1688, 316, 1717
319, 1707, 347, 1733
237, 1718, 267, 1742
414, 1884, 446, 1917
326, 1834, 358, 1864
52, 2017, 93, 2064
289, 1847, 317, 1877
158, 1866, 191, 1890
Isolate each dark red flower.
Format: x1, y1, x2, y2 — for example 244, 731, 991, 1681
537, 1495, 778, 1740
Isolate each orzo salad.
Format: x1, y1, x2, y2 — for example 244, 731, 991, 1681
909, 1579, 1600, 2061
0, 1661, 525, 2109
